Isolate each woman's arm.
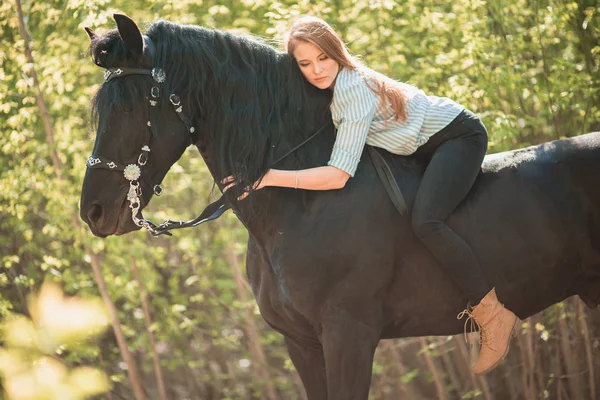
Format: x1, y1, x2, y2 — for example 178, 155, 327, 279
222, 165, 350, 200
263, 165, 350, 190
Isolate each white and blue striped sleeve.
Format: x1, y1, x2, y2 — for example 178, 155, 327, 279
328, 78, 379, 177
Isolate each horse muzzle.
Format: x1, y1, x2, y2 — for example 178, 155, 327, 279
80, 199, 141, 237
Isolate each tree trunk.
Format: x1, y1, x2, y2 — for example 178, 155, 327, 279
517, 327, 535, 400
555, 339, 563, 400
14, 1, 146, 398
371, 353, 390, 400
419, 337, 447, 400
87, 249, 147, 400
218, 220, 278, 400
436, 337, 463, 396
577, 300, 596, 400
525, 315, 538, 398
381, 340, 423, 400
476, 375, 493, 400
455, 337, 486, 398
131, 256, 168, 400
558, 304, 581, 400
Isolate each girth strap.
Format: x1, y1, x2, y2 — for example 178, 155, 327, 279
367, 146, 408, 216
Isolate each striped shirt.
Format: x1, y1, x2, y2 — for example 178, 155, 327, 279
328, 66, 464, 176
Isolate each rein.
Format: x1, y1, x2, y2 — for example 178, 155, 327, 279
132, 121, 329, 237
87, 47, 327, 237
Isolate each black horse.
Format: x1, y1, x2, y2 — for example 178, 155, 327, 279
80, 14, 600, 399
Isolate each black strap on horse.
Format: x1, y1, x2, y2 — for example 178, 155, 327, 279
150, 121, 331, 236
367, 146, 408, 216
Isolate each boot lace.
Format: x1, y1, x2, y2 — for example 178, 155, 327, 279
457, 306, 492, 348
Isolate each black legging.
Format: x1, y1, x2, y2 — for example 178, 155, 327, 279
412, 109, 490, 305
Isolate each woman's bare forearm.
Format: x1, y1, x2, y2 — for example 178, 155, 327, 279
263, 166, 350, 190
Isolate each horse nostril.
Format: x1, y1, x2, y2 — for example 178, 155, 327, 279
87, 203, 103, 225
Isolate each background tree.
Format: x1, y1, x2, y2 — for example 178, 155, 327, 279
1, 0, 598, 398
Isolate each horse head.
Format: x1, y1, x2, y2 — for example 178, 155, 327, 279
80, 14, 337, 237
80, 15, 196, 237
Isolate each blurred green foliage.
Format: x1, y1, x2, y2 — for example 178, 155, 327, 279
0, 0, 598, 398
0, 282, 109, 399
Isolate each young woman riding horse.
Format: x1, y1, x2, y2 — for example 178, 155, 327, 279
225, 16, 520, 375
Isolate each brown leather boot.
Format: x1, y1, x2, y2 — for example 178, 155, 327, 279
457, 288, 521, 375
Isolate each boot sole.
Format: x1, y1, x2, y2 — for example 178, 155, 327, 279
473, 318, 521, 375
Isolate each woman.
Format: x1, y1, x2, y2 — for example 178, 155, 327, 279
224, 16, 520, 374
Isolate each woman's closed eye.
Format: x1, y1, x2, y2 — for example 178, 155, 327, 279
298, 56, 329, 68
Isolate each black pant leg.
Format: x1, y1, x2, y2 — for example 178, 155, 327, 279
411, 111, 490, 304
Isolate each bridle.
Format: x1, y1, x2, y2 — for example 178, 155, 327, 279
86, 63, 202, 236
86, 38, 329, 237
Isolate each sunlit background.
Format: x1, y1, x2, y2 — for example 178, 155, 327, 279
1, 0, 599, 399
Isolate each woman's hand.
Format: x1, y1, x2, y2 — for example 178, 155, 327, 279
221, 174, 268, 200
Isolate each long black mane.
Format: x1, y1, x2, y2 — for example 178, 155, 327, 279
90, 20, 334, 188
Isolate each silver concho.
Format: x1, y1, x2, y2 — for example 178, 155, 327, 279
107, 162, 117, 169
151, 68, 166, 83
123, 164, 141, 181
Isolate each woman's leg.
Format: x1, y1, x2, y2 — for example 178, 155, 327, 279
411, 112, 520, 375
411, 114, 490, 304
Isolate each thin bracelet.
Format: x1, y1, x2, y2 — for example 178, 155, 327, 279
295, 170, 299, 189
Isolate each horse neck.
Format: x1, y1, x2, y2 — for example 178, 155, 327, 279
153, 24, 335, 232
152, 24, 332, 180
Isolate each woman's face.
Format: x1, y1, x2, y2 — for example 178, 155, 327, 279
293, 41, 340, 90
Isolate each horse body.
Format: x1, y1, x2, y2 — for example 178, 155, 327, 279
237, 132, 600, 398
247, 133, 600, 343
80, 15, 599, 399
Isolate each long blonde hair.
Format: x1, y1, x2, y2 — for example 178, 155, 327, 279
285, 16, 407, 122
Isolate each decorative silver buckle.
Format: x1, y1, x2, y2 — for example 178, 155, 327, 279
87, 156, 101, 167
123, 164, 141, 181
169, 94, 180, 105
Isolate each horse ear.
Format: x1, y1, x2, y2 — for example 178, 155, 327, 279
84, 27, 96, 41
113, 13, 144, 60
